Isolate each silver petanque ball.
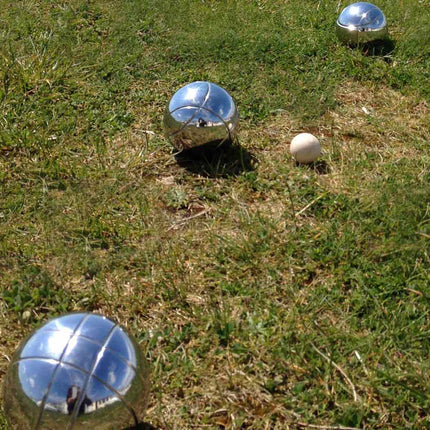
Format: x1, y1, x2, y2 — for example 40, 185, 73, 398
336, 2, 388, 44
164, 81, 239, 151
3, 313, 150, 429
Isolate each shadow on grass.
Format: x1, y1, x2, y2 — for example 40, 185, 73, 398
124, 422, 158, 430
360, 39, 395, 59
174, 139, 257, 178
295, 159, 330, 175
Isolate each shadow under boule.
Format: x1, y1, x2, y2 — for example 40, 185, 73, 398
124, 422, 158, 430
359, 38, 395, 58
174, 138, 257, 178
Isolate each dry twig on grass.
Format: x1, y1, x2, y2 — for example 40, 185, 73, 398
167, 208, 212, 232
311, 343, 360, 403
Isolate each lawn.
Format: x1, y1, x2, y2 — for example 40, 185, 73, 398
0, 0, 429, 428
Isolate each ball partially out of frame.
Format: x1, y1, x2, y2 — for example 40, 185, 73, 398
336, 2, 388, 45
164, 81, 239, 151
290, 133, 321, 164
3, 313, 150, 430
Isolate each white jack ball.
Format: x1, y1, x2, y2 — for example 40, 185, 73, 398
290, 133, 321, 164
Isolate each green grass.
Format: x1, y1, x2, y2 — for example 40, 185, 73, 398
1, 0, 429, 428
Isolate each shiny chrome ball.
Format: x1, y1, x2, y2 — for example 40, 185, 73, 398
3, 313, 150, 429
164, 81, 239, 151
336, 2, 388, 44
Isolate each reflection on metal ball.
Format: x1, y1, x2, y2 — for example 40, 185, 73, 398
164, 81, 239, 151
3, 313, 150, 429
336, 2, 388, 44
